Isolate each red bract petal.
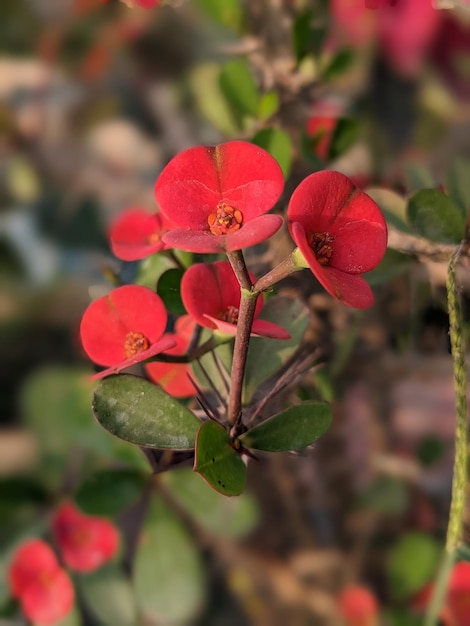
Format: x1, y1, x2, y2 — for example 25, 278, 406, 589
338, 585, 379, 626
109, 209, 170, 261
162, 214, 283, 253
52, 503, 119, 573
448, 562, 470, 625
251, 319, 291, 340
21, 567, 74, 626
9, 540, 59, 599
292, 222, 374, 309
181, 262, 262, 330
155, 141, 284, 231
288, 171, 387, 274
80, 285, 167, 367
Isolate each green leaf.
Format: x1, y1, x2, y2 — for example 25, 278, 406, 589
292, 11, 326, 63
322, 49, 354, 81
407, 188, 465, 243
240, 401, 332, 452
156, 268, 186, 314
257, 91, 279, 121
447, 158, 470, 219
162, 468, 259, 538
251, 128, 293, 179
366, 187, 412, 234
78, 564, 136, 626
75, 469, 146, 516
194, 421, 247, 496
134, 496, 205, 624
92, 375, 200, 450
194, 0, 244, 33
404, 162, 435, 193
220, 59, 259, 118
364, 249, 409, 286
359, 476, 408, 515
244, 297, 309, 402
135, 252, 175, 290
387, 532, 440, 600
327, 117, 360, 160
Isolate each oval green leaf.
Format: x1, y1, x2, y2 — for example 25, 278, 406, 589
387, 532, 440, 600
162, 468, 259, 538
156, 268, 186, 314
251, 128, 293, 179
194, 421, 247, 497
407, 188, 465, 243
92, 375, 200, 450
75, 469, 146, 516
219, 58, 259, 118
134, 496, 205, 624
240, 401, 332, 452
78, 564, 137, 626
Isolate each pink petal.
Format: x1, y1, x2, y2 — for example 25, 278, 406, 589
292, 222, 374, 309
224, 214, 284, 251
203, 315, 238, 336
9, 540, 59, 599
155, 141, 284, 229
109, 209, 166, 261
80, 285, 168, 366
91, 335, 176, 380
251, 320, 291, 340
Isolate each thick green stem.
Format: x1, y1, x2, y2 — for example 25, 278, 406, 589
424, 243, 467, 626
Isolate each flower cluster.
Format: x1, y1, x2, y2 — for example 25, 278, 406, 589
8, 503, 119, 625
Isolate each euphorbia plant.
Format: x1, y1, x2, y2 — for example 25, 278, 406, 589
83, 140, 387, 496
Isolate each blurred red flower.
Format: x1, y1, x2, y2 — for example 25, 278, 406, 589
287, 171, 387, 309
8, 539, 74, 625
155, 141, 284, 253
146, 315, 199, 397
52, 502, 119, 573
109, 208, 175, 261
338, 585, 379, 626
181, 261, 290, 339
80, 285, 175, 379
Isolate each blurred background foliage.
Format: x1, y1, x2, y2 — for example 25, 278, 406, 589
0, 0, 469, 624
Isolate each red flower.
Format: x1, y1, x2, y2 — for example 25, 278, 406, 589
306, 99, 344, 161
155, 141, 284, 253
80, 285, 175, 380
109, 208, 174, 261
181, 261, 290, 339
287, 171, 387, 309
338, 585, 379, 626
51, 502, 119, 573
8, 539, 74, 625
146, 316, 198, 398
448, 561, 470, 625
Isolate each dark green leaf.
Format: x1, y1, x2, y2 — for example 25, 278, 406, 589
322, 49, 354, 81
156, 268, 186, 314
447, 158, 470, 219
92, 375, 200, 450
194, 421, 247, 496
292, 11, 326, 62
75, 469, 146, 516
241, 402, 332, 452
387, 532, 440, 599
162, 468, 259, 538
0, 477, 47, 507
134, 496, 205, 624
78, 564, 136, 626
456, 545, 470, 563
135, 252, 175, 290
220, 59, 259, 118
251, 128, 292, 178
327, 117, 360, 160
244, 297, 309, 402
407, 188, 465, 243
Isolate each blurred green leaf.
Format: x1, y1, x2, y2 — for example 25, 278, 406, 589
162, 468, 259, 538
194, 0, 244, 33
404, 162, 435, 193
417, 436, 445, 467
135, 253, 176, 290
292, 11, 326, 63
257, 91, 280, 121
407, 189, 465, 243
220, 59, 259, 118
366, 187, 412, 234
134, 496, 205, 624
0, 477, 48, 507
189, 63, 240, 135
359, 476, 408, 515
194, 421, 247, 496
192, 330, 233, 394
78, 564, 136, 626
93, 375, 200, 450
364, 249, 409, 286
244, 297, 309, 402
447, 158, 470, 219
327, 118, 360, 160
456, 545, 470, 563
251, 128, 293, 179
55, 606, 82, 626
387, 532, 440, 599
156, 268, 186, 315
322, 49, 354, 81
6, 156, 40, 202
75, 469, 146, 516
240, 402, 331, 452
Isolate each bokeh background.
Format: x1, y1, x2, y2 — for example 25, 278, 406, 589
1, 0, 470, 624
